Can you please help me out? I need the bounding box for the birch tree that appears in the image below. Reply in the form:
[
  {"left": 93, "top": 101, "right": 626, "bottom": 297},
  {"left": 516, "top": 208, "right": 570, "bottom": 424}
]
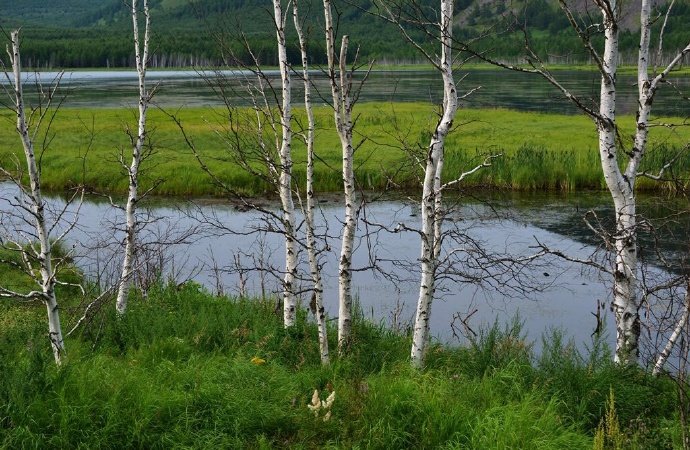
[
  {"left": 272, "top": 0, "right": 298, "bottom": 328},
  {"left": 116, "top": 0, "right": 152, "bottom": 315},
  {"left": 653, "top": 281, "right": 690, "bottom": 376},
  {"left": 408, "top": 0, "right": 458, "bottom": 368},
  {"left": 403, "top": 0, "right": 500, "bottom": 368},
  {"left": 462, "top": 0, "right": 690, "bottom": 364},
  {"left": 168, "top": 3, "right": 301, "bottom": 329},
  {"left": 293, "top": 0, "right": 329, "bottom": 364},
  {"left": 0, "top": 30, "right": 71, "bottom": 365},
  {"left": 323, "top": 0, "right": 359, "bottom": 353},
  {"left": 369, "top": 0, "right": 528, "bottom": 368},
  {"left": 553, "top": 0, "right": 689, "bottom": 364}
]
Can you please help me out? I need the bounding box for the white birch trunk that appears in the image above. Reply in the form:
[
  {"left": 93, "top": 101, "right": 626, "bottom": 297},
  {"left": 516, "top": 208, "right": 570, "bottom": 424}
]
[
  {"left": 293, "top": 1, "right": 329, "bottom": 364},
  {"left": 116, "top": 0, "right": 150, "bottom": 315},
  {"left": 273, "top": 0, "right": 297, "bottom": 328},
  {"left": 411, "top": 0, "right": 458, "bottom": 368},
  {"left": 595, "top": 0, "right": 641, "bottom": 364},
  {"left": 10, "top": 30, "right": 65, "bottom": 365},
  {"left": 593, "top": 0, "right": 690, "bottom": 364},
  {"left": 336, "top": 36, "right": 357, "bottom": 354},
  {"left": 323, "top": 0, "right": 356, "bottom": 353}
]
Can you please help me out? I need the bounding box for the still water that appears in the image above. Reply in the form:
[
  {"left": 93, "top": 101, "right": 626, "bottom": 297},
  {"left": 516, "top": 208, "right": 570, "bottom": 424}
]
[
  {"left": 9, "top": 69, "right": 690, "bottom": 115},
  {"left": 3, "top": 184, "right": 670, "bottom": 353}
]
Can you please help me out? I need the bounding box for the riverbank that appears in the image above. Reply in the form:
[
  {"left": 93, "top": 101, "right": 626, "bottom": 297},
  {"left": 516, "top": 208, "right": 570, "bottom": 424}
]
[
  {"left": 0, "top": 103, "right": 687, "bottom": 197},
  {"left": 0, "top": 279, "right": 681, "bottom": 448}
]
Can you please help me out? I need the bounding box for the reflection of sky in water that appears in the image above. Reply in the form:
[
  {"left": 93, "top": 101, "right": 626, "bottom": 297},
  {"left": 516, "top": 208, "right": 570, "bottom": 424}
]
[{"left": 3, "top": 69, "right": 688, "bottom": 115}]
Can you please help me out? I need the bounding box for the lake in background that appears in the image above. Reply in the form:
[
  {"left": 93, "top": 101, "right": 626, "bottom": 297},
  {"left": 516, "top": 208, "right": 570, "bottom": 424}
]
[{"left": 7, "top": 68, "right": 690, "bottom": 115}]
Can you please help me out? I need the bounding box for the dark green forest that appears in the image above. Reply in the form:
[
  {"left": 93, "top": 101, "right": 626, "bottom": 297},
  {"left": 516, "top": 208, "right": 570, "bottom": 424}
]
[{"left": 0, "top": 0, "right": 689, "bottom": 68}]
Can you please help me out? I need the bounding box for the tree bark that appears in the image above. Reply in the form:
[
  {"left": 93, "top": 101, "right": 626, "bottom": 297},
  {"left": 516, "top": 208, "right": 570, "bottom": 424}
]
[
  {"left": 336, "top": 35, "right": 357, "bottom": 354},
  {"left": 590, "top": 0, "right": 642, "bottom": 365},
  {"left": 10, "top": 30, "right": 65, "bottom": 365},
  {"left": 653, "top": 285, "right": 690, "bottom": 376}
]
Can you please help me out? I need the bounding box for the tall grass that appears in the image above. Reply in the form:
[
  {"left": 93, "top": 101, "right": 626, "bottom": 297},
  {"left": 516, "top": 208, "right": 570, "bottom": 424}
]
[
  {"left": 0, "top": 281, "right": 683, "bottom": 448},
  {"left": 0, "top": 104, "right": 688, "bottom": 197}
]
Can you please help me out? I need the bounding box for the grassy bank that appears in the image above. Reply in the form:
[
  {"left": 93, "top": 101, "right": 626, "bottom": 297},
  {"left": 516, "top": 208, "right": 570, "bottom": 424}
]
[
  {"left": 0, "top": 103, "right": 688, "bottom": 197},
  {"left": 0, "top": 279, "right": 683, "bottom": 448}
]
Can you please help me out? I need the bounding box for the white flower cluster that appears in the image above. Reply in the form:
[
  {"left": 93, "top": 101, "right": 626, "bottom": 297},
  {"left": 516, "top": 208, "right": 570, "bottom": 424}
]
[{"left": 307, "top": 389, "right": 335, "bottom": 422}]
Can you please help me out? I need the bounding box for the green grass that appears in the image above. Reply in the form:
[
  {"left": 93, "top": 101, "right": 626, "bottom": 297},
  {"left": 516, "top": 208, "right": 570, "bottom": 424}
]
[
  {"left": 0, "top": 104, "right": 688, "bottom": 197},
  {"left": 0, "top": 276, "right": 684, "bottom": 448}
]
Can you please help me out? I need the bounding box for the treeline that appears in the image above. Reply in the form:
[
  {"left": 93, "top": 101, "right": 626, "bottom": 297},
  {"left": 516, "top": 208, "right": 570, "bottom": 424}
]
[{"left": 4, "top": 0, "right": 690, "bottom": 68}]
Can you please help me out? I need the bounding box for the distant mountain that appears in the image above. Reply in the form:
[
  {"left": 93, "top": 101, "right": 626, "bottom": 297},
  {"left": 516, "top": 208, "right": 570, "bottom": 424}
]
[{"left": 0, "top": 0, "right": 687, "bottom": 68}]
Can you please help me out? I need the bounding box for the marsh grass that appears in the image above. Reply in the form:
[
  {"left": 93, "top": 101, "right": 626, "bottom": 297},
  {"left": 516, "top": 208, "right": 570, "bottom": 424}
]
[
  {"left": 1, "top": 104, "right": 687, "bottom": 197},
  {"left": 0, "top": 279, "right": 683, "bottom": 448}
]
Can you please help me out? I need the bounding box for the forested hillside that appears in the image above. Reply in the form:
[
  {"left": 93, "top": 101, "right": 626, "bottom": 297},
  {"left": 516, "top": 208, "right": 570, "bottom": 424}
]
[{"left": 0, "top": 0, "right": 688, "bottom": 67}]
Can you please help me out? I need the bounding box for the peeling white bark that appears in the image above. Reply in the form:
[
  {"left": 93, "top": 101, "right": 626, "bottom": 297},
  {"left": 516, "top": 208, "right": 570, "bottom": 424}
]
[
  {"left": 323, "top": 0, "right": 356, "bottom": 353},
  {"left": 293, "top": 1, "right": 329, "bottom": 364},
  {"left": 273, "top": 0, "right": 297, "bottom": 328},
  {"left": 411, "top": 0, "right": 458, "bottom": 369},
  {"left": 9, "top": 30, "right": 65, "bottom": 365},
  {"left": 116, "top": 0, "right": 151, "bottom": 315}
]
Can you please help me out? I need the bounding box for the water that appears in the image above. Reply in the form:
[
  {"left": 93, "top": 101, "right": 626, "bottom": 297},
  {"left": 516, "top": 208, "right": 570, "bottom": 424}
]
[
  {"left": 0, "top": 184, "right": 637, "bottom": 352},
  {"left": 6, "top": 69, "right": 690, "bottom": 115}
]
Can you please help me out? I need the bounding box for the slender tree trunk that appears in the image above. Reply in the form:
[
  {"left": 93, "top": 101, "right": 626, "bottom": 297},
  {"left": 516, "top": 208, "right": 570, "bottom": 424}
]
[
  {"left": 336, "top": 36, "right": 357, "bottom": 353},
  {"left": 592, "top": 0, "right": 642, "bottom": 365},
  {"left": 273, "top": 0, "right": 297, "bottom": 328},
  {"left": 323, "top": 0, "right": 356, "bottom": 353},
  {"left": 293, "top": 0, "right": 329, "bottom": 364},
  {"left": 117, "top": 0, "right": 150, "bottom": 315},
  {"left": 10, "top": 30, "right": 65, "bottom": 365},
  {"left": 411, "top": 0, "right": 458, "bottom": 369}
]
